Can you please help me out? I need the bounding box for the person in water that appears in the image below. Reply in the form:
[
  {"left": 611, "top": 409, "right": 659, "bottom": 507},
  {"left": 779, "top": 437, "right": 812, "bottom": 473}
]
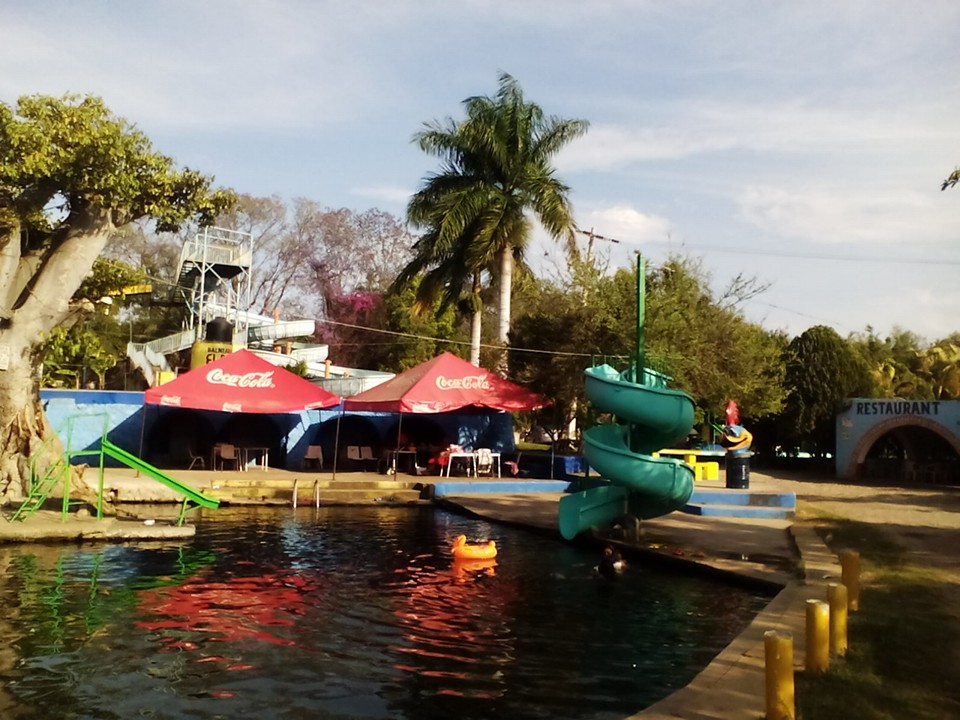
[{"left": 598, "top": 545, "right": 626, "bottom": 579}]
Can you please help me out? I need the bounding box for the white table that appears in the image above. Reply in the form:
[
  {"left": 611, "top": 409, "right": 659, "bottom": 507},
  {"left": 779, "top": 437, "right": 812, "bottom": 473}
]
[
  {"left": 240, "top": 446, "right": 270, "bottom": 471},
  {"left": 443, "top": 451, "right": 477, "bottom": 478}
]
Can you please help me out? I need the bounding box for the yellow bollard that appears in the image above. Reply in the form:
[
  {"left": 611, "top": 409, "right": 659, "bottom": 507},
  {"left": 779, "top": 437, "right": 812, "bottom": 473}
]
[
  {"left": 840, "top": 549, "right": 861, "bottom": 611},
  {"left": 827, "top": 583, "right": 848, "bottom": 656},
  {"left": 764, "top": 630, "right": 795, "bottom": 720},
  {"left": 805, "top": 599, "right": 830, "bottom": 672}
]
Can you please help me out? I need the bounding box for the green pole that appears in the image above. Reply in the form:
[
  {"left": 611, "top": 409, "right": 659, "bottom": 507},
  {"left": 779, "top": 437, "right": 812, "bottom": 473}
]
[{"left": 636, "top": 253, "right": 646, "bottom": 381}]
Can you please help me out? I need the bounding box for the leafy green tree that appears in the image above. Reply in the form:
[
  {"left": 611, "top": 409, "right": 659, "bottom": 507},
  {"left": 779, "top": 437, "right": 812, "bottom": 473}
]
[
  {"left": 39, "top": 257, "right": 147, "bottom": 389},
  {"left": 780, "top": 325, "right": 874, "bottom": 455},
  {"left": 41, "top": 325, "right": 115, "bottom": 388},
  {"left": 510, "top": 252, "right": 787, "bottom": 446},
  {"left": 916, "top": 341, "right": 960, "bottom": 399},
  {"left": 849, "top": 327, "right": 928, "bottom": 398},
  {"left": 401, "top": 72, "right": 588, "bottom": 366},
  {"left": 378, "top": 277, "right": 464, "bottom": 371},
  {"left": 645, "top": 256, "right": 787, "bottom": 422},
  {"left": 0, "top": 93, "right": 232, "bottom": 499}
]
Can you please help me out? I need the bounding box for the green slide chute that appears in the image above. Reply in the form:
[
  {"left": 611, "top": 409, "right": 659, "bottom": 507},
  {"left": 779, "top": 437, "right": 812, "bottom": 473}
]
[
  {"left": 100, "top": 438, "right": 219, "bottom": 523},
  {"left": 559, "top": 364, "right": 696, "bottom": 540}
]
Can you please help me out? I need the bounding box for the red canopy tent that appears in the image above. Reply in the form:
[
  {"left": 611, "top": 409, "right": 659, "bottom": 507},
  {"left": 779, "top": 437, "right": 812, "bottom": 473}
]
[
  {"left": 343, "top": 352, "right": 549, "bottom": 414},
  {"left": 144, "top": 349, "right": 341, "bottom": 413},
  {"left": 341, "top": 353, "right": 549, "bottom": 476}
]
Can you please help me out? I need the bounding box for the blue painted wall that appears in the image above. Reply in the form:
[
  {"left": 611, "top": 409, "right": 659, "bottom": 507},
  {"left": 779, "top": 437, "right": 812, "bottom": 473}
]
[{"left": 40, "top": 389, "right": 516, "bottom": 469}]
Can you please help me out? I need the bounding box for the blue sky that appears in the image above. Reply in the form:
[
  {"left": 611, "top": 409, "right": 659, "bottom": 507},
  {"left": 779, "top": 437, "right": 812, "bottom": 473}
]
[{"left": 3, "top": 1, "right": 959, "bottom": 342}]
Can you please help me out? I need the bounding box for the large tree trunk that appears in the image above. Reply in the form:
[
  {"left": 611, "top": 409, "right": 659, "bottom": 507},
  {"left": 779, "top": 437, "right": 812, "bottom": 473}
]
[
  {"left": 469, "top": 310, "right": 481, "bottom": 366},
  {"left": 496, "top": 243, "right": 514, "bottom": 373},
  {"left": 469, "top": 272, "right": 482, "bottom": 366},
  {"left": 0, "top": 207, "right": 115, "bottom": 502},
  {"left": 0, "top": 343, "right": 59, "bottom": 502}
]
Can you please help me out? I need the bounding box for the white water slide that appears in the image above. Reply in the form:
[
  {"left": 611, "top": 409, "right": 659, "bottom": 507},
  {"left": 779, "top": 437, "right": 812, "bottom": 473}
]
[{"left": 127, "top": 315, "right": 328, "bottom": 386}]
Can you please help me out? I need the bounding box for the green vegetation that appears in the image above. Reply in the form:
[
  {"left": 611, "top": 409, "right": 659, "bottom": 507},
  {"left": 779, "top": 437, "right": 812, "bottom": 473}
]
[
  {"left": 795, "top": 518, "right": 960, "bottom": 719},
  {"left": 4, "top": 84, "right": 958, "bottom": 493},
  {"left": 397, "top": 72, "right": 588, "bottom": 366},
  {"left": 0, "top": 93, "right": 232, "bottom": 496}
]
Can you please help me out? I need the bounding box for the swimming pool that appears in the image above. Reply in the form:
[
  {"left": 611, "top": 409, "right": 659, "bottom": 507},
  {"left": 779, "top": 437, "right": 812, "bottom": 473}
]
[{"left": 0, "top": 506, "right": 769, "bottom": 719}]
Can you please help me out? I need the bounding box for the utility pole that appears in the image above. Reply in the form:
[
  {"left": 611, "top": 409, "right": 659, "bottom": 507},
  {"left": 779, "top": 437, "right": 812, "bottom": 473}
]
[{"left": 575, "top": 226, "right": 620, "bottom": 263}]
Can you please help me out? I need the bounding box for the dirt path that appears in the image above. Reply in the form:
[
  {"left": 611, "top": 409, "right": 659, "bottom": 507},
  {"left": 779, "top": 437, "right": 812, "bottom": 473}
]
[{"left": 771, "top": 473, "right": 960, "bottom": 574}]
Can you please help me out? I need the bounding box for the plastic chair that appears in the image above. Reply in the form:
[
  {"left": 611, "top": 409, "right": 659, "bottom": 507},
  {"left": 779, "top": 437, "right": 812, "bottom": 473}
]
[
  {"left": 187, "top": 447, "right": 205, "bottom": 470},
  {"left": 504, "top": 452, "right": 524, "bottom": 477},
  {"left": 475, "top": 448, "right": 494, "bottom": 477},
  {"left": 302, "top": 445, "right": 324, "bottom": 470},
  {"left": 216, "top": 443, "right": 240, "bottom": 471},
  {"left": 360, "top": 446, "right": 376, "bottom": 471}
]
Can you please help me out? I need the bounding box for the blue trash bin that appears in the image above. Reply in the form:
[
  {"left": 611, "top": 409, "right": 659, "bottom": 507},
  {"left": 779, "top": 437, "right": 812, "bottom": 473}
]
[{"left": 725, "top": 453, "right": 751, "bottom": 489}]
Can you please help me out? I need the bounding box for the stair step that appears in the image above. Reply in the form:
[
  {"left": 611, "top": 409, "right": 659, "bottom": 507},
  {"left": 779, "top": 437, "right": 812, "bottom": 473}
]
[
  {"left": 689, "top": 490, "right": 796, "bottom": 508},
  {"left": 208, "top": 487, "right": 425, "bottom": 505},
  {"left": 210, "top": 478, "right": 417, "bottom": 491},
  {"left": 682, "top": 503, "right": 795, "bottom": 519},
  {"left": 302, "top": 489, "right": 425, "bottom": 505}
]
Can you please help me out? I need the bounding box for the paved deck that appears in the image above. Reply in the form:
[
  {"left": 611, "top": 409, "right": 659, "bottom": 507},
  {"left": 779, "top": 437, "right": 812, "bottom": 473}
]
[{"left": 0, "top": 466, "right": 845, "bottom": 718}]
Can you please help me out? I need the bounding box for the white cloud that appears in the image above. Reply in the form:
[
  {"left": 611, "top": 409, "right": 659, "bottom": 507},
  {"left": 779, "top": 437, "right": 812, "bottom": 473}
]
[
  {"left": 351, "top": 184, "right": 414, "bottom": 209},
  {"left": 575, "top": 205, "right": 673, "bottom": 247},
  {"left": 738, "top": 185, "right": 956, "bottom": 248},
  {"left": 559, "top": 124, "right": 733, "bottom": 170}
]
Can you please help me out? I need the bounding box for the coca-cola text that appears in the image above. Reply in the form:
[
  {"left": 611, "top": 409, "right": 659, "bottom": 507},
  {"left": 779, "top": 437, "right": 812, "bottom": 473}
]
[
  {"left": 206, "top": 368, "right": 276, "bottom": 389},
  {"left": 436, "top": 374, "right": 492, "bottom": 391}
]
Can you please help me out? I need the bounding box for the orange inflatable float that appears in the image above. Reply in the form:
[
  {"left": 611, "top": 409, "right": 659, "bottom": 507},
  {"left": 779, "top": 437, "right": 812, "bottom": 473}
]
[{"left": 451, "top": 534, "right": 497, "bottom": 560}]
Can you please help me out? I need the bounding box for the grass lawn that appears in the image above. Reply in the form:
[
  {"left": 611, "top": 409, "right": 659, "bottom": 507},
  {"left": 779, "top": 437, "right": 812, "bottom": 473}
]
[{"left": 794, "top": 517, "right": 960, "bottom": 719}]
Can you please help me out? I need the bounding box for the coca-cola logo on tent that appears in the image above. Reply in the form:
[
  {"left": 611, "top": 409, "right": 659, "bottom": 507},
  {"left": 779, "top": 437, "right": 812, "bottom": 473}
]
[
  {"left": 435, "top": 374, "right": 492, "bottom": 391},
  {"left": 206, "top": 368, "right": 276, "bottom": 389}
]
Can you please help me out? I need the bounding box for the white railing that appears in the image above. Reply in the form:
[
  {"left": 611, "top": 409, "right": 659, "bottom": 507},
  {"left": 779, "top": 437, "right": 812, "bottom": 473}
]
[{"left": 144, "top": 328, "right": 198, "bottom": 356}]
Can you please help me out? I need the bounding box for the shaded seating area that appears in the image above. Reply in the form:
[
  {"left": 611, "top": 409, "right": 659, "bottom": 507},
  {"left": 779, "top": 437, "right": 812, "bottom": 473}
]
[
  {"left": 143, "top": 349, "right": 341, "bottom": 472},
  {"left": 342, "top": 351, "right": 548, "bottom": 478}
]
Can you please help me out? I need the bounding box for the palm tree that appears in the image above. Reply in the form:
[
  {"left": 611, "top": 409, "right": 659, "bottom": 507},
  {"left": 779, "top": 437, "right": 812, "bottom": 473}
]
[{"left": 400, "top": 72, "right": 588, "bottom": 367}]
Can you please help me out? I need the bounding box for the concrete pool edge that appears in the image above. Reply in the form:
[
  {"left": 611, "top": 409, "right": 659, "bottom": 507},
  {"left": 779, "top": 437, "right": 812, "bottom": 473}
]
[
  {"left": 435, "top": 490, "right": 835, "bottom": 720},
  {"left": 632, "top": 524, "right": 838, "bottom": 719}
]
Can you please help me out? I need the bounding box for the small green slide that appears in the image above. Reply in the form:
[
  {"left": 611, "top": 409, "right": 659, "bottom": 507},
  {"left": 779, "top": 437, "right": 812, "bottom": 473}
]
[
  {"left": 100, "top": 439, "right": 220, "bottom": 521},
  {"left": 559, "top": 364, "right": 696, "bottom": 540}
]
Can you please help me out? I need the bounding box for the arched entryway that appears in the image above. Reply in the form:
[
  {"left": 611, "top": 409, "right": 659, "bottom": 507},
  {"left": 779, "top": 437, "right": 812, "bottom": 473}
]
[{"left": 847, "top": 416, "right": 960, "bottom": 484}]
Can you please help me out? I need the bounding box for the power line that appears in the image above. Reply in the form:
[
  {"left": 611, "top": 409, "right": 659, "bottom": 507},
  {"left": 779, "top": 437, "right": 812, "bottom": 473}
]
[
  {"left": 658, "top": 241, "right": 960, "bottom": 266},
  {"left": 318, "top": 319, "right": 602, "bottom": 358}
]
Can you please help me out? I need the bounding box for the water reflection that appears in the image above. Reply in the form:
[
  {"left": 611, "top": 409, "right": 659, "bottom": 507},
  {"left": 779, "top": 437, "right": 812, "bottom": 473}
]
[{"left": 0, "top": 507, "right": 770, "bottom": 720}]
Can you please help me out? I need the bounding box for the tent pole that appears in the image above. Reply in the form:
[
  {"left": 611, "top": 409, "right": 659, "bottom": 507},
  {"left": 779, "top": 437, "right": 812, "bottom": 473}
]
[
  {"left": 394, "top": 413, "right": 405, "bottom": 474},
  {"left": 550, "top": 404, "right": 557, "bottom": 480},
  {"left": 136, "top": 402, "right": 148, "bottom": 478},
  {"left": 332, "top": 403, "right": 344, "bottom": 482}
]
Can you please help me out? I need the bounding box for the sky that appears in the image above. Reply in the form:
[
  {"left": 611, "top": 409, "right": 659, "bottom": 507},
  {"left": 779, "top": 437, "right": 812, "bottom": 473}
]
[{"left": 3, "top": 1, "right": 959, "bottom": 342}]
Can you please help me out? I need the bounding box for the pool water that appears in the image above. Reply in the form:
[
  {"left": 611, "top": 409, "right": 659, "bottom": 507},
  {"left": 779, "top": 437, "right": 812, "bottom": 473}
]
[{"left": 0, "top": 506, "right": 769, "bottom": 719}]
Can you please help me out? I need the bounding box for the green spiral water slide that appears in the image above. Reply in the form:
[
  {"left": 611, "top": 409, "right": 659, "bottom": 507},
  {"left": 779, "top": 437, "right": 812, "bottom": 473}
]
[{"left": 558, "top": 254, "right": 696, "bottom": 540}]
